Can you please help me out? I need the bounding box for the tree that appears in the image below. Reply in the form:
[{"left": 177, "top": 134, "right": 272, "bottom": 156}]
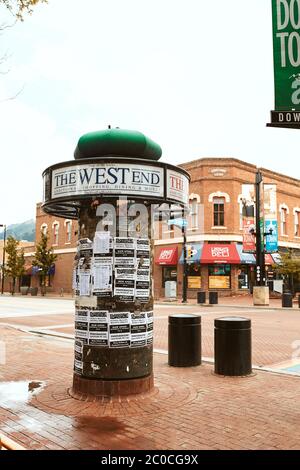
[
  {"left": 273, "top": 251, "right": 300, "bottom": 295},
  {"left": 32, "top": 232, "right": 57, "bottom": 295},
  {"left": 4, "top": 235, "right": 25, "bottom": 295},
  {"left": 1, "top": 0, "right": 47, "bottom": 20}
]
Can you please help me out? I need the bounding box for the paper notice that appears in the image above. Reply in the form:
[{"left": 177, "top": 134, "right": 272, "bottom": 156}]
[
  {"left": 115, "top": 268, "right": 136, "bottom": 280},
  {"left": 89, "top": 310, "right": 109, "bottom": 323},
  {"left": 75, "top": 309, "right": 89, "bottom": 322},
  {"left": 92, "top": 264, "right": 112, "bottom": 291},
  {"left": 79, "top": 271, "right": 91, "bottom": 296},
  {"left": 114, "top": 237, "right": 135, "bottom": 268},
  {"left": 130, "top": 332, "right": 147, "bottom": 348},
  {"left": 89, "top": 331, "right": 109, "bottom": 346},
  {"left": 109, "top": 312, "right": 130, "bottom": 325},
  {"left": 136, "top": 238, "right": 150, "bottom": 267},
  {"left": 109, "top": 333, "right": 131, "bottom": 348},
  {"left": 93, "top": 231, "right": 110, "bottom": 254}
]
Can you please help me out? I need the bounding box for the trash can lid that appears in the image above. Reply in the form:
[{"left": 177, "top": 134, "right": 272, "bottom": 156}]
[
  {"left": 214, "top": 317, "right": 251, "bottom": 329},
  {"left": 169, "top": 314, "right": 201, "bottom": 325}
]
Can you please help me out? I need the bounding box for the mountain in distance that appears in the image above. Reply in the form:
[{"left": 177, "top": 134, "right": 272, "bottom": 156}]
[{"left": 0, "top": 219, "right": 35, "bottom": 242}]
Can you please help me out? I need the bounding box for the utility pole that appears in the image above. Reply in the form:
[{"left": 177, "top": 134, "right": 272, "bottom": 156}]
[{"left": 255, "top": 171, "right": 266, "bottom": 286}]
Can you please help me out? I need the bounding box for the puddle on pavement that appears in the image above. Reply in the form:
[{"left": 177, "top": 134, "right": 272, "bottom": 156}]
[
  {"left": 73, "top": 416, "right": 127, "bottom": 434},
  {"left": 0, "top": 380, "right": 45, "bottom": 410}
]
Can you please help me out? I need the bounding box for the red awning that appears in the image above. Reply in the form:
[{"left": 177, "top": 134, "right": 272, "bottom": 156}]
[
  {"left": 155, "top": 247, "right": 178, "bottom": 265},
  {"left": 265, "top": 254, "right": 274, "bottom": 265},
  {"left": 201, "top": 243, "right": 240, "bottom": 264}
]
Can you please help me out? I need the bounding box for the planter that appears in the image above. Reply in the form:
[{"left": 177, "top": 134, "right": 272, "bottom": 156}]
[
  {"left": 20, "top": 286, "right": 29, "bottom": 296},
  {"left": 30, "top": 287, "right": 38, "bottom": 296}
]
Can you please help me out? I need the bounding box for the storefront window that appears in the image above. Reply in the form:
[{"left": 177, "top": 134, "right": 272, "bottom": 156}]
[
  {"left": 162, "top": 266, "right": 177, "bottom": 287},
  {"left": 187, "top": 263, "right": 201, "bottom": 289},
  {"left": 208, "top": 264, "right": 231, "bottom": 289}
]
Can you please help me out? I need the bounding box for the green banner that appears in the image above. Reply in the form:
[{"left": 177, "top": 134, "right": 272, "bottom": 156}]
[{"left": 272, "top": 0, "right": 300, "bottom": 110}]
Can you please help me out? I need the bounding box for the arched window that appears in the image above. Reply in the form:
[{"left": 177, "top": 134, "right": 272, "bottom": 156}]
[
  {"left": 64, "top": 219, "right": 72, "bottom": 243},
  {"left": 189, "top": 193, "right": 200, "bottom": 230},
  {"left": 293, "top": 208, "right": 300, "bottom": 237},
  {"left": 52, "top": 221, "right": 59, "bottom": 245},
  {"left": 40, "top": 223, "right": 48, "bottom": 236},
  {"left": 279, "top": 204, "right": 289, "bottom": 236}
]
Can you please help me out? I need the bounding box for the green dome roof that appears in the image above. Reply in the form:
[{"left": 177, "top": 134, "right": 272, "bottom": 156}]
[{"left": 74, "top": 128, "right": 162, "bottom": 161}]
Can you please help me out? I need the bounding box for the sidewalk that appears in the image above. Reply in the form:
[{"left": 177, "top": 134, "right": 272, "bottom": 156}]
[{"left": 1, "top": 324, "right": 300, "bottom": 450}]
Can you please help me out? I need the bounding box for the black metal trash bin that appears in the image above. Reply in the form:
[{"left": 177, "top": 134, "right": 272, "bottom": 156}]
[
  {"left": 214, "top": 317, "right": 252, "bottom": 376},
  {"left": 282, "top": 292, "right": 293, "bottom": 308},
  {"left": 168, "top": 314, "right": 201, "bottom": 367},
  {"left": 209, "top": 291, "right": 218, "bottom": 305},
  {"left": 197, "top": 291, "right": 206, "bottom": 304}
]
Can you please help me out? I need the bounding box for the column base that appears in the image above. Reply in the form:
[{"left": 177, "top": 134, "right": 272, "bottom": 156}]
[
  {"left": 70, "top": 373, "right": 154, "bottom": 400},
  {"left": 253, "top": 286, "right": 269, "bottom": 306}
]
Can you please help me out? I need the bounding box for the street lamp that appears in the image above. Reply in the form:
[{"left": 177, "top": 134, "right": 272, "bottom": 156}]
[{"left": 0, "top": 224, "right": 6, "bottom": 295}]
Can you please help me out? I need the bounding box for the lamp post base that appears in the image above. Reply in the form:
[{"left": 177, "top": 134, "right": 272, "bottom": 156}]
[{"left": 70, "top": 373, "right": 154, "bottom": 401}]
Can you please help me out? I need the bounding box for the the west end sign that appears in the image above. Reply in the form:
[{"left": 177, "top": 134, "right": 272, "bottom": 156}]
[
  {"left": 268, "top": 0, "right": 300, "bottom": 128},
  {"left": 42, "top": 159, "right": 190, "bottom": 218}
]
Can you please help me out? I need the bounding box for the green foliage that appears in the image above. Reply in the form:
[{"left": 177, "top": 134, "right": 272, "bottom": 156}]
[
  {"left": 32, "top": 232, "right": 57, "bottom": 287},
  {"left": 273, "top": 253, "right": 300, "bottom": 279},
  {"left": 1, "top": 0, "right": 47, "bottom": 20},
  {"left": 4, "top": 236, "right": 26, "bottom": 294}
]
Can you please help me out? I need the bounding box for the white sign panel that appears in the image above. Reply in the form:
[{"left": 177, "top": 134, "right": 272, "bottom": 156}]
[
  {"left": 166, "top": 169, "right": 189, "bottom": 205},
  {"left": 51, "top": 163, "right": 164, "bottom": 199}
]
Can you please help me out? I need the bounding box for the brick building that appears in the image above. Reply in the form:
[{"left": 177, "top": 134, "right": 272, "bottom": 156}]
[
  {"left": 153, "top": 158, "right": 300, "bottom": 299},
  {"left": 11, "top": 158, "right": 300, "bottom": 298}
]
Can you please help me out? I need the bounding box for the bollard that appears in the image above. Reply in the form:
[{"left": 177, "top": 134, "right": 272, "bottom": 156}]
[
  {"left": 282, "top": 292, "right": 293, "bottom": 308},
  {"left": 197, "top": 291, "right": 206, "bottom": 304},
  {"left": 214, "top": 317, "right": 252, "bottom": 376},
  {"left": 168, "top": 314, "right": 201, "bottom": 367},
  {"left": 209, "top": 291, "right": 218, "bottom": 305}
]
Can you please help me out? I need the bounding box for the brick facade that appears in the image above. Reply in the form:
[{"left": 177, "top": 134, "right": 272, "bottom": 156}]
[{"left": 5, "top": 158, "right": 299, "bottom": 297}]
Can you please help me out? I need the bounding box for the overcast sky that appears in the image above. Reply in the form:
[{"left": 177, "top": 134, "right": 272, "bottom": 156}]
[{"left": 0, "top": 0, "right": 299, "bottom": 227}]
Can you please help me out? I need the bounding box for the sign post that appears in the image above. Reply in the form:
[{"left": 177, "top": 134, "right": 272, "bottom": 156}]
[{"left": 267, "top": 0, "right": 300, "bottom": 128}]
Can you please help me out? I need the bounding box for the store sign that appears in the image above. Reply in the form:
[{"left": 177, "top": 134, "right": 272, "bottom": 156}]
[
  {"left": 51, "top": 163, "right": 164, "bottom": 199},
  {"left": 209, "top": 276, "right": 230, "bottom": 289},
  {"left": 188, "top": 276, "right": 201, "bottom": 289},
  {"left": 166, "top": 169, "right": 189, "bottom": 205},
  {"left": 268, "top": 0, "right": 300, "bottom": 127}
]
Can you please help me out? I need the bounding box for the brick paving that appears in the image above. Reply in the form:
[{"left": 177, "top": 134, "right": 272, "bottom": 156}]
[{"left": 1, "top": 324, "right": 300, "bottom": 450}]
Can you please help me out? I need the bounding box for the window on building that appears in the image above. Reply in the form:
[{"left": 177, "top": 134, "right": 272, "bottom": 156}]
[
  {"left": 53, "top": 223, "right": 59, "bottom": 245},
  {"left": 66, "top": 221, "right": 72, "bottom": 243},
  {"left": 213, "top": 197, "right": 225, "bottom": 227},
  {"left": 187, "top": 263, "right": 201, "bottom": 289},
  {"left": 189, "top": 197, "right": 199, "bottom": 230},
  {"left": 281, "top": 208, "right": 288, "bottom": 235},
  {"left": 41, "top": 224, "right": 47, "bottom": 236},
  {"left": 295, "top": 212, "right": 300, "bottom": 237}
]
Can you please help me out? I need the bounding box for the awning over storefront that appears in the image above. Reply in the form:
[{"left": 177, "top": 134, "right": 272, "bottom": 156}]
[
  {"left": 155, "top": 247, "right": 178, "bottom": 265},
  {"left": 179, "top": 243, "right": 203, "bottom": 264},
  {"left": 236, "top": 244, "right": 256, "bottom": 264},
  {"left": 201, "top": 243, "right": 240, "bottom": 264}
]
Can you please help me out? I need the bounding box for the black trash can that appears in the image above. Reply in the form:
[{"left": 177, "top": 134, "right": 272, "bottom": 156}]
[
  {"left": 168, "top": 314, "right": 201, "bottom": 367},
  {"left": 298, "top": 294, "right": 300, "bottom": 309},
  {"left": 197, "top": 291, "right": 206, "bottom": 304},
  {"left": 214, "top": 317, "right": 252, "bottom": 376},
  {"left": 282, "top": 292, "right": 293, "bottom": 308},
  {"left": 209, "top": 291, "right": 218, "bottom": 305}
]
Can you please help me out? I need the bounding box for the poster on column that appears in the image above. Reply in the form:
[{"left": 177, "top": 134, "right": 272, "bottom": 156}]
[
  {"left": 136, "top": 238, "right": 150, "bottom": 267},
  {"left": 92, "top": 263, "right": 112, "bottom": 298},
  {"left": 109, "top": 312, "right": 130, "bottom": 348},
  {"left": 114, "top": 237, "right": 136, "bottom": 267},
  {"left": 78, "top": 270, "right": 91, "bottom": 296},
  {"left": 264, "top": 184, "right": 278, "bottom": 253},
  {"left": 130, "top": 312, "right": 147, "bottom": 347},
  {"left": 75, "top": 320, "right": 89, "bottom": 344},
  {"left": 88, "top": 310, "right": 109, "bottom": 346},
  {"left": 114, "top": 267, "right": 135, "bottom": 302}
]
